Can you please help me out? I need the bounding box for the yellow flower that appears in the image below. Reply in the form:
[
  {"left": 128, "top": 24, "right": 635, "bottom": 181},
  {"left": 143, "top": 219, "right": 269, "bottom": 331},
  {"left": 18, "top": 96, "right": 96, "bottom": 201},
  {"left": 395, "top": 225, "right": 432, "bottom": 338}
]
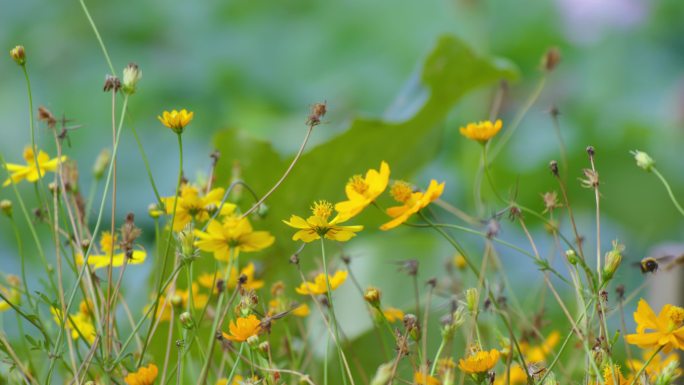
[
  {"left": 380, "top": 180, "right": 445, "bottom": 230},
  {"left": 0, "top": 276, "right": 21, "bottom": 312},
  {"left": 458, "top": 349, "right": 500, "bottom": 374},
  {"left": 414, "top": 372, "right": 441, "bottom": 385},
  {"left": 3, "top": 147, "right": 67, "bottom": 187},
  {"left": 268, "top": 298, "right": 310, "bottom": 318},
  {"left": 598, "top": 364, "right": 630, "bottom": 385},
  {"left": 158, "top": 109, "right": 193, "bottom": 134},
  {"left": 382, "top": 307, "right": 404, "bottom": 323},
  {"left": 50, "top": 306, "right": 96, "bottom": 344},
  {"left": 161, "top": 185, "right": 236, "bottom": 232},
  {"left": 217, "top": 375, "right": 258, "bottom": 385},
  {"left": 493, "top": 365, "right": 527, "bottom": 385},
  {"left": 459, "top": 119, "right": 502, "bottom": 143},
  {"left": 519, "top": 330, "right": 560, "bottom": 363},
  {"left": 284, "top": 200, "right": 363, "bottom": 243},
  {"left": 295, "top": 270, "right": 348, "bottom": 295},
  {"left": 625, "top": 298, "right": 684, "bottom": 353},
  {"left": 155, "top": 283, "right": 208, "bottom": 321},
  {"left": 223, "top": 314, "right": 261, "bottom": 342},
  {"left": 292, "top": 303, "right": 310, "bottom": 317},
  {"left": 194, "top": 216, "right": 274, "bottom": 261},
  {"left": 335, "top": 161, "right": 390, "bottom": 220},
  {"left": 627, "top": 350, "right": 682, "bottom": 383},
  {"left": 453, "top": 254, "right": 467, "bottom": 270},
  {"left": 198, "top": 262, "right": 264, "bottom": 292},
  {"left": 125, "top": 363, "right": 158, "bottom": 385},
  {"left": 76, "top": 232, "right": 147, "bottom": 270}
]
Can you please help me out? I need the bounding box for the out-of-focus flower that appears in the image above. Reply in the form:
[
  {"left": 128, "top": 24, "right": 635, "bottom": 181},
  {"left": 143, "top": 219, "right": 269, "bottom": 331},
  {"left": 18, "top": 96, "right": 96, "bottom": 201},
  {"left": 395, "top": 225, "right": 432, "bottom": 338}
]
[
  {"left": 627, "top": 350, "right": 682, "bottom": 383},
  {"left": 124, "top": 363, "right": 158, "bottom": 385},
  {"left": 520, "top": 331, "right": 561, "bottom": 363},
  {"left": 382, "top": 307, "right": 404, "bottom": 323},
  {"left": 295, "top": 270, "right": 347, "bottom": 295},
  {"left": 76, "top": 232, "right": 146, "bottom": 270},
  {"left": 162, "top": 185, "right": 236, "bottom": 232},
  {"left": 198, "top": 262, "right": 264, "bottom": 292},
  {"left": 458, "top": 349, "right": 500, "bottom": 374},
  {"left": 3, "top": 147, "right": 67, "bottom": 187},
  {"left": 50, "top": 306, "right": 96, "bottom": 344},
  {"left": 0, "top": 276, "right": 21, "bottom": 312},
  {"left": 414, "top": 372, "right": 441, "bottom": 385}
]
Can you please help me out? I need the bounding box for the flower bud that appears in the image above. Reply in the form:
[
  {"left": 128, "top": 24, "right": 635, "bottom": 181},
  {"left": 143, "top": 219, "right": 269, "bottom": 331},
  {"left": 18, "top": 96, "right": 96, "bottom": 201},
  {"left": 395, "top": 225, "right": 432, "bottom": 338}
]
[
  {"left": 0, "top": 200, "right": 13, "bottom": 217},
  {"left": 258, "top": 341, "right": 270, "bottom": 354},
  {"left": 465, "top": 288, "right": 479, "bottom": 314},
  {"left": 10, "top": 45, "right": 25, "bottom": 66},
  {"left": 370, "top": 362, "right": 393, "bottom": 385},
  {"left": 565, "top": 249, "right": 578, "bottom": 265},
  {"left": 171, "top": 294, "right": 183, "bottom": 307},
  {"left": 602, "top": 241, "right": 624, "bottom": 281},
  {"left": 179, "top": 311, "right": 194, "bottom": 329},
  {"left": 176, "top": 228, "right": 198, "bottom": 263},
  {"left": 364, "top": 286, "right": 382, "bottom": 308},
  {"left": 632, "top": 150, "right": 655, "bottom": 172},
  {"left": 93, "top": 148, "right": 111, "bottom": 180},
  {"left": 122, "top": 63, "right": 142, "bottom": 95},
  {"left": 148, "top": 203, "right": 164, "bottom": 219},
  {"left": 654, "top": 359, "right": 680, "bottom": 385},
  {"left": 247, "top": 335, "right": 260, "bottom": 347}
]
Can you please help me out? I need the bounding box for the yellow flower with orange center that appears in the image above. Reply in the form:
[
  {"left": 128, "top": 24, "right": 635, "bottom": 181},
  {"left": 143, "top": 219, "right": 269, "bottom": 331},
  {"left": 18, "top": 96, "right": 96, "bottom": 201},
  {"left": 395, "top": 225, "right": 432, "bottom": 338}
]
[
  {"left": 459, "top": 119, "right": 502, "bottom": 143},
  {"left": 458, "top": 349, "right": 500, "bottom": 374},
  {"left": 625, "top": 299, "right": 684, "bottom": 353},
  {"left": 198, "top": 262, "right": 264, "bottom": 292},
  {"left": 161, "top": 185, "right": 236, "bottom": 232},
  {"left": 380, "top": 180, "right": 445, "bottom": 230},
  {"left": 223, "top": 314, "right": 261, "bottom": 342},
  {"left": 3, "top": 147, "right": 67, "bottom": 187},
  {"left": 284, "top": 200, "right": 363, "bottom": 243},
  {"left": 158, "top": 109, "right": 193, "bottom": 134},
  {"left": 194, "top": 215, "right": 274, "bottom": 261},
  {"left": 335, "top": 161, "right": 390, "bottom": 220},
  {"left": 124, "top": 363, "right": 158, "bottom": 385},
  {"left": 295, "top": 270, "right": 347, "bottom": 295}
]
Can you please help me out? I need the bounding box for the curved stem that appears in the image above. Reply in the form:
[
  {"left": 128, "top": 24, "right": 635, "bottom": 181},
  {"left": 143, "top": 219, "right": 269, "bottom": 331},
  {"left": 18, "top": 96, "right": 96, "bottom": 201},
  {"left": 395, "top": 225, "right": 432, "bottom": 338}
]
[{"left": 652, "top": 168, "right": 684, "bottom": 217}]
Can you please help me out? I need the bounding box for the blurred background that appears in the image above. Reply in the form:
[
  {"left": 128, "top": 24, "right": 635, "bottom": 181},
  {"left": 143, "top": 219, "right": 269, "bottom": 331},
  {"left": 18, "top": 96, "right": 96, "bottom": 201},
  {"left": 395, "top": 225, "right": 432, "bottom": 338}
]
[{"left": 1, "top": 0, "right": 684, "bottom": 378}]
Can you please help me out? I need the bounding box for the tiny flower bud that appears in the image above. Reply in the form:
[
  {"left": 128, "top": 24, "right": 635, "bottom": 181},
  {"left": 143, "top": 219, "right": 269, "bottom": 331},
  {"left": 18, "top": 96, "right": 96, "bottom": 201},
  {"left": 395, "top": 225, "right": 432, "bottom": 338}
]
[
  {"left": 541, "top": 47, "right": 561, "bottom": 72},
  {"left": 247, "top": 335, "right": 260, "bottom": 347},
  {"left": 631, "top": 150, "right": 655, "bottom": 172},
  {"left": 258, "top": 341, "right": 270, "bottom": 354},
  {"left": 10, "top": 45, "right": 25, "bottom": 66},
  {"left": 171, "top": 294, "right": 183, "bottom": 307},
  {"left": 602, "top": 241, "right": 624, "bottom": 282},
  {"left": 148, "top": 203, "right": 163, "bottom": 219},
  {"left": 565, "top": 249, "right": 578, "bottom": 265},
  {"left": 370, "top": 362, "right": 394, "bottom": 385},
  {"left": 122, "top": 63, "right": 142, "bottom": 95},
  {"left": 364, "top": 287, "right": 382, "bottom": 308},
  {"left": 176, "top": 227, "right": 198, "bottom": 263},
  {"left": 0, "top": 200, "right": 13, "bottom": 217},
  {"left": 93, "top": 148, "right": 111, "bottom": 180},
  {"left": 179, "top": 312, "right": 194, "bottom": 329},
  {"left": 453, "top": 254, "right": 467, "bottom": 270},
  {"left": 253, "top": 203, "right": 269, "bottom": 219},
  {"left": 465, "top": 288, "right": 479, "bottom": 313}
]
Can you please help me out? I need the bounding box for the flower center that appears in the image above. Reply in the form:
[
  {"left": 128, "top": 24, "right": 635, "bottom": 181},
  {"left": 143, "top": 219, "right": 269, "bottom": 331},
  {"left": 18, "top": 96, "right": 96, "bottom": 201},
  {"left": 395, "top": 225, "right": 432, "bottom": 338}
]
[
  {"left": 390, "top": 181, "right": 413, "bottom": 203},
  {"left": 348, "top": 175, "right": 369, "bottom": 194},
  {"left": 668, "top": 306, "right": 684, "bottom": 330},
  {"left": 311, "top": 200, "right": 333, "bottom": 221},
  {"left": 100, "top": 232, "right": 118, "bottom": 254}
]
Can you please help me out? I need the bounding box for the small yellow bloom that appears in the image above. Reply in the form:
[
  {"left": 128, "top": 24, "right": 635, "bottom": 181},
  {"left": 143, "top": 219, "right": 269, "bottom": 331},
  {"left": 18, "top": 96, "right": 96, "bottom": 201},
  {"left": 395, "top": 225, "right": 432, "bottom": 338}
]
[
  {"left": 194, "top": 216, "right": 274, "bottom": 261},
  {"left": 284, "top": 200, "right": 363, "bottom": 243},
  {"left": 493, "top": 365, "right": 527, "bottom": 385},
  {"left": 627, "top": 349, "right": 682, "bottom": 383},
  {"left": 223, "top": 314, "right": 261, "bottom": 342},
  {"left": 50, "top": 306, "right": 96, "bottom": 344},
  {"left": 414, "top": 371, "right": 441, "bottom": 385},
  {"left": 519, "top": 330, "right": 560, "bottom": 363},
  {"left": 268, "top": 298, "right": 310, "bottom": 318},
  {"left": 3, "top": 147, "right": 67, "bottom": 187},
  {"left": 335, "top": 161, "right": 390, "bottom": 220},
  {"left": 199, "top": 262, "right": 264, "bottom": 292},
  {"left": 380, "top": 180, "right": 445, "bottom": 230},
  {"left": 158, "top": 109, "right": 193, "bottom": 134},
  {"left": 459, "top": 119, "right": 502, "bottom": 143},
  {"left": 453, "top": 254, "right": 467, "bottom": 270},
  {"left": 598, "top": 364, "right": 630, "bottom": 385},
  {"left": 124, "top": 363, "right": 158, "bottom": 385},
  {"left": 161, "top": 185, "right": 236, "bottom": 232},
  {"left": 625, "top": 298, "right": 684, "bottom": 353},
  {"left": 292, "top": 303, "right": 310, "bottom": 317},
  {"left": 76, "top": 232, "right": 147, "bottom": 270},
  {"left": 458, "top": 349, "right": 500, "bottom": 374},
  {"left": 295, "top": 270, "right": 347, "bottom": 295},
  {"left": 382, "top": 307, "right": 404, "bottom": 323}
]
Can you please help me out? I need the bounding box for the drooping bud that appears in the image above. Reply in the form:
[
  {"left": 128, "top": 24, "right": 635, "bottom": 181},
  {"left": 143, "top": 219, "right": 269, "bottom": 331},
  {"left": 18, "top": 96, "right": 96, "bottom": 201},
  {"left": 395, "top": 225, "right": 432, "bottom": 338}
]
[
  {"left": 122, "top": 63, "right": 142, "bottom": 95},
  {"left": 631, "top": 150, "right": 655, "bottom": 172}
]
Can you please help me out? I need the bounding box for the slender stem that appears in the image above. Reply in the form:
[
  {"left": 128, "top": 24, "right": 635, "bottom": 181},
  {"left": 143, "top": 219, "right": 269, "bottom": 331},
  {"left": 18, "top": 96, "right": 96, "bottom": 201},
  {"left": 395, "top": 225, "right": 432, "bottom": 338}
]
[
  {"left": 105, "top": 88, "right": 118, "bottom": 363},
  {"left": 78, "top": 0, "right": 116, "bottom": 75},
  {"left": 627, "top": 346, "right": 663, "bottom": 385},
  {"left": 131, "top": 125, "right": 164, "bottom": 205},
  {"left": 652, "top": 168, "right": 684, "bottom": 217}
]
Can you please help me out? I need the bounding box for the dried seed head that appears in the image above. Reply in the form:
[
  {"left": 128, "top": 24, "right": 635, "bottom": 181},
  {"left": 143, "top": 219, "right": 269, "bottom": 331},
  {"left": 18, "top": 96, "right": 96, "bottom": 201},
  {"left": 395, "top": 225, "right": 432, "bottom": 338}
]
[
  {"left": 541, "top": 47, "right": 561, "bottom": 72},
  {"left": 38, "top": 106, "right": 57, "bottom": 129},
  {"left": 486, "top": 219, "right": 500, "bottom": 239},
  {"left": 549, "top": 160, "right": 559, "bottom": 176},
  {"left": 580, "top": 168, "right": 599, "bottom": 189},
  {"left": 586, "top": 146, "right": 595, "bottom": 157},
  {"left": 103, "top": 75, "right": 121, "bottom": 92},
  {"left": 541, "top": 191, "right": 562, "bottom": 214},
  {"left": 306, "top": 102, "right": 327, "bottom": 127}
]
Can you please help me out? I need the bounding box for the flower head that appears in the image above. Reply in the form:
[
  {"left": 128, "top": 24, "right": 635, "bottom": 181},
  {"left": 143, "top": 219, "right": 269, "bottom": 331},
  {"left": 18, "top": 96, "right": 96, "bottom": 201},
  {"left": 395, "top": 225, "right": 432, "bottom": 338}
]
[
  {"left": 10, "top": 45, "right": 25, "bottom": 66},
  {"left": 295, "top": 270, "right": 347, "bottom": 295},
  {"left": 382, "top": 307, "right": 404, "bottom": 323},
  {"left": 627, "top": 350, "right": 682, "bottom": 383},
  {"left": 493, "top": 365, "right": 527, "bottom": 385},
  {"left": 3, "top": 147, "right": 67, "bottom": 187},
  {"left": 284, "top": 200, "right": 363, "bottom": 243},
  {"left": 414, "top": 372, "right": 441, "bottom": 385},
  {"left": 625, "top": 299, "right": 684, "bottom": 353},
  {"left": 459, "top": 119, "right": 502, "bottom": 143},
  {"left": 198, "top": 262, "right": 264, "bottom": 292},
  {"left": 223, "top": 314, "right": 261, "bottom": 342},
  {"left": 335, "top": 161, "right": 390, "bottom": 220},
  {"left": 632, "top": 150, "right": 655, "bottom": 172},
  {"left": 458, "top": 348, "right": 500, "bottom": 374},
  {"left": 122, "top": 63, "right": 142, "bottom": 95},
  {"left": 194, "top": 216, "right": 274, "bottom": 261},
  {"left": 380, "top": 180, "right": 445, "bottom": 230},
  {"left": 76, "top": 232, "right": 147, "bottom": 270},
  {"left": 50, "top": 306, "right": 96, "bottom": 344},
  {"left": 125, "top": 363, "right": 158, "bottom": 385},
  {"left": 158, "top": 109, "right": 193, "bottom": 134},
  {"left": 162, "top": 185, "right": 236, "bottom": 232}
]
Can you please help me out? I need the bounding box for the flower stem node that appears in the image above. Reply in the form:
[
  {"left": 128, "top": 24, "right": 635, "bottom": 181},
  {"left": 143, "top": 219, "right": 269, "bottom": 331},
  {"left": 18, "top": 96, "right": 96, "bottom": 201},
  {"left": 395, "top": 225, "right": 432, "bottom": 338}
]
[
  {"left": 122, "top": 63, "right": 142, "bottom": 95},
  {"left": 632, "top": 150, "right": 655, "bottom": 172},
  {"left": 10, "top": 45, "right": 25, "bottom": 66}
]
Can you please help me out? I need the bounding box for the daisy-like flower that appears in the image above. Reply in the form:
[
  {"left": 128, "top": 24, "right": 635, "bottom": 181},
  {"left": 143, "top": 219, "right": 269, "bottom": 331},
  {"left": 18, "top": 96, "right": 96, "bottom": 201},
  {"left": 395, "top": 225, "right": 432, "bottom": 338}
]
[
  {"left": 283, "top": 200, "right": 363, "bottom": 243},
  {"left": 198, "top": 262, "right": 264, "bottom": 292},
  {"left": 459, "top": 119, "right": 502, "bottom": 143},
  {"left": 194, "top": 215, "right": 274, "bottom": 261},
  {"left": 295, "top": 270, "right": 348, "bottom": 295},
  {"left": 223, "top": 314, "right": 261, "bottom": 342},
  {"left": 335, "top": 161, "right": 390, "bottom": 220},
  {"left": 50, "top": 306, "right": 96, "bottom": 344},
  {"left": 519, "top": 330, "right": 560, "bottom": 363},
  {"left": 161, "top": 185, "right": 236, "bottom": 232},
  {"left": 627, "top": 350, "right": 682, "bottom": 383},
  {"left": 380, "top": 180, "right": 445, "bottom": 230},
  {"left": 124, "top": 363, "right": 158, "bottom": 385},
  {"left": 414, "top": 372, "right": 441, "bottom": 385},
  {"left": 3, "top": 147, "right": 67, "bottom": 187},
  {"left": 158, "top": 109, "right": 193, "bottom": 134},
  {"left": 493, "top": 365, "right": 527, "bottom": 385},
  {"left": 76, "top": 232, "right": 147, "bottom": 270},
  {"left": 458, "top": 348, "right": 500, "bottom": 374},
  {"left": 625, "top": 298, "right": 684, "bottom": 353},
  {"left": 382, "top": 307, "right": 404, "bottom": 323}
]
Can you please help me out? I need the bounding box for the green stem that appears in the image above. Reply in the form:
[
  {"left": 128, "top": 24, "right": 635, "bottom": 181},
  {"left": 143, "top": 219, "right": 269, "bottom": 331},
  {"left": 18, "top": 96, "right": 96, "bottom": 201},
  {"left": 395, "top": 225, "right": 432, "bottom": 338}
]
[
  {"left": 131, "top": 125, "right": 163, "bottom": 206},
  {"left": 78, "top": 0, "right": 116, "bottom": 75},
  {"left": 627, "top": 346, "right": 663, "bottom": 385},
  {"left": 429, "top": 339, "right": 446, "bottom": 376},
  {"left": 652, "top": 168, "right": 684, "bottom": 217}
]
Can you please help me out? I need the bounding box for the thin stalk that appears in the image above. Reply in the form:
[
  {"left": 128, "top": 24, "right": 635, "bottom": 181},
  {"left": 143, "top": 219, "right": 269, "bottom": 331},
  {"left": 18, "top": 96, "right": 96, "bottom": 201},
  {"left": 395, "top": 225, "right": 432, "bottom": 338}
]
[
  {"left": 627, "top": 346, "right": 663, "bottom": 385},
  {"left": 652, "top": 168, "right": 684, "bottom": 217}
]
